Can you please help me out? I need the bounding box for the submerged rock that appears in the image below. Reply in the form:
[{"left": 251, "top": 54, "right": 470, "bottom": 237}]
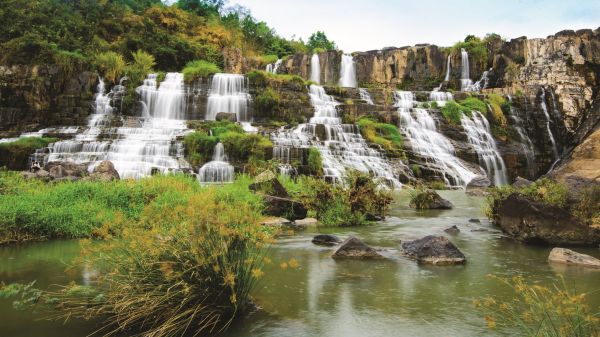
[
  {"left": 409, "top": 189, "right": 453, "bottom": 209},
  {"left": 401, "top": 235, "right": 466, "bottom": 265},
  {"left": 312, "top": 234, "right": 342, "bottom": 246},
  {"left": 444, "top": 225, "right": 460, "bottom": 234},
  {"left": 548, "top": 248, "right": 600, "bottom": 268},
  {"left": 496, "top": 193, "right": 600, "bottom": 245},
  {"left": 332, "top": 236, "right": 383, "bottom": 259}
]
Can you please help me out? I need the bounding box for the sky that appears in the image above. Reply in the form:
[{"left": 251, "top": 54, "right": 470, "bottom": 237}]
[{"left": 231, "top": 0, "right": 600, "bottom": 52}]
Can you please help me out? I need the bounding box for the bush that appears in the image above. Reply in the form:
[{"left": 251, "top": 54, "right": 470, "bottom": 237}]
[
  {"left": 460, "top": 97, "right": 488, "bottom": 114},
  {"left": 440, "top": 101, "right": 470, "bottom": 125},
  {"left": 183, "top": 132, "right": 218, "bottom": 167},
  {"left": 182, "top": 60, "right": 222, "bottom": 82},
  {"left": 486, "top": 94, "right": 508, "bottom": 127},
  {"left": 93, "top": 51, "right": 126, "bottom": 83},
  {"left": 255, "top": 87, "right": 280, "bottom": 113},
  {"left": 408, "top": 187, "right": 437, "bottom": 209},
  {"left": 0, "top": 137, "right": 58, "bottom": 170},
  {"left": 357, "top": 118, "right": 403, "bottom": 157},
  {"left": 307, "top": 147, "right": 323, "bottom": 176}
]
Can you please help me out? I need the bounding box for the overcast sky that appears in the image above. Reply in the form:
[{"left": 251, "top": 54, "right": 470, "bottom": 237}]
[{"left": 232, "top": 0, "right": 600, "bottom": 52}]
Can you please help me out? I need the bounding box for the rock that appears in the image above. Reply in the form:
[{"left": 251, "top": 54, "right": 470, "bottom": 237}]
[
  {"left": 496, "top": 193, "right": 600, "bottom": 245},
  {"left": 548, "top": 248, "right": 600, "bottom": 268},
  {"left": 401, "top": 235, "right": 466, "bottom": 265},
  {"left": 468, "top": 218, "right": 481, "bottom": 223},
  {"left": 409, "top": 189, "right": 453, "bottom": 209},
  {"left": 312, "top": 234, "right": 342, "bottom": 246},
  {"left": 332, "top": 236, "right": 383, "bottom": 259},
  {"left": 294, "top": 217, "right": 318, "bottom": 227},
  {"left": 262, "top": 195, "right": 308, "bottom": 221},
  {"left": 48, "top": 164, "right": 67, "bottom": 179},
  {"left": 249, "top": 170, "right": 289, "bottom": 198},
  {"left": 260, "top": 217, "right": 291, "bottom": 226},
  {"left": 512, "top": 176, "right": 533, "bottom": 188},
  {"left": 466, "top": 175, "right": 491, "bottom": 196},
  {"left": 444, "top": 225, "right": 460, "bottom": 234},
  {"left": 215, "top": 112, "right": 237, "bottom": 122},
  {"left": 45, "top": 161, "right": 88, "bottom": 178},
  {"left": 89, "top": 160, "right": 120, "bottom": 181}
]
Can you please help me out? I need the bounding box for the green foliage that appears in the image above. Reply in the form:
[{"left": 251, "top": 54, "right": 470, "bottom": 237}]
[
  {"left": 255, "top": 87, "right": 280, "bottom": 113},
  {"left": 460, "top": 97, "right": 488, "bottom": 114},
  {"left": 408, "top": 187, "right": 437, "bottom": 209},
  {"left": 307, "top": 31, "right": 336, "bottom": 52},
  {"left": 94, "top": 51, "right": 126, "bottom": 83},
  {"left": 260, "top": 54, "right": 279, "bottom": 65},
  {"left": 307, "top": 147, "right": 323, "bottom": 176},
  {"left": 183, "top": 132, "right": 218, "bottom": 167},
  {"left": 219, "top": 131, "right": 273, "bottom": 166},
  {"left": 572, "top": 186, "right": 600, "bottom": 226},
  {"left": 182, "top": 60, "right": 222, "bottom": 82},
  {"left": 357, "top": 118, "right": 404, "bottom": 157},
  {"left": 411, "top": 164, "right": 421, "bottom": 177},
  {"left": 440, "top": 101, "right": 470, "bottom": 125},
  {"left": 0, "top": 137, "right": 58, "bottom": 170},
  {"left": 247, "top": 70, "right": 306, "bottom": 88}
]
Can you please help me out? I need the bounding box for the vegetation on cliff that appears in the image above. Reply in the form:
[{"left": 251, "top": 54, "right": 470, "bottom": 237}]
[
  {"left": 0, "top": 137, "right": 58, "bottom": 170},
  {"left": 357, "top": 118, "right": 404, "bottom": 157}
]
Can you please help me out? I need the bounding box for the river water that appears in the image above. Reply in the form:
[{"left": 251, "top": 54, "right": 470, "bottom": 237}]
[{"left": 2, "top": 191, "right": 599, "bottom": 336}]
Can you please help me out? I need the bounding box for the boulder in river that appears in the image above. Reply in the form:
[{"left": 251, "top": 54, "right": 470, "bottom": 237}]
[
  {"left": 401, "top": 235, "right": 466, "bottom": 265},
  {"left": 409, "top": 189, "right": 453, "bottom": 210},
  {"left": 332, "top": 236, "right": 383, "bottom": 259},
  {"left": 261, "top": 217, "right": 291, "bottom": 226},
  {"left": 295, "top": 217, "right": 319, "bottom": 228},
  {"left": 496, "top": 193, "right": 600, "bottom": 245},
  {"left": 444, "top": 225, "right": 460, "bottom": 234},
  {"left": 312, "top": 234, "right": 342, "bottom": 246},
  {"left": 548, "top": 248, "right": 600, "bottom": 268},
  {"left": 465, "top": 175, "right": 491, "bottom": 196}
]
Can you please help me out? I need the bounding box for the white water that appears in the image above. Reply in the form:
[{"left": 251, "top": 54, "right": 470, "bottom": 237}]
[
  {"left": 339, "top": 54, "right": 357, "bottom": 88},
  {"left": 310, "top": 54, "right": 320, "bottom": 84},
  {"left": 464, "top": 69, "right": 491, "bottom": 92},
  {"left": 198, "top": 142, "right": 234, "bottom": 183},
  {"left": 395, "top": 91, "right": 476, "bottom": 187},
  {"left": 507, "top": 95, "right": 536, "bottom": 177},
  {"left": 95, "top": 78, "right": 113, "bottom": 115},
  {"left": 429, "top": 91, "right": 453, "bottom": 107},
  {"left": 460, "top": 49, "right": 473, "bottom": 91},
  {"left": 461, "top": 111, "right": 508, "bottom": 186},
  {"left": 359, "top": 88, "right": 374, "bottom": 105},
  {"left": 444, "top": 55, "right": 452, "bottom": 82},
  {"left": 44, "top": 74, "right": 191, "bottom": 179},
  {"left": 539, "top": 88, "right": 559, "bottom": 159},
  {"left": 271, "top": 85, "right": 401, "bottom": 188},
  {"left": 206, "top": 73, "right": 251, "bottom": 122},
  {"left": 266, "top": 59, "right": 282, "bottom": 74}
]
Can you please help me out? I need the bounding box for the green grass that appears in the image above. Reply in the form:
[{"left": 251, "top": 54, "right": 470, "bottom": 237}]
[
  {"left": 0, "top": 136, "right": 58, "bottom": 151},
  {"left": 0, "top": 137, "right": 58, "bottom": 170},
  {"left": 357, "top": 118, "right": 403, "bottom": 157},
  {"left": 440, "top": 101, "right": 471, "bottom": 125},
  {"left": 182, "top": 60, "right": 222, "bottom": 82}
]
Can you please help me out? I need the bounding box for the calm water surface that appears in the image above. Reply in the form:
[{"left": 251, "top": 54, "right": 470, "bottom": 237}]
[{"left": 2, "top": 191, "right": 599, "bottom": 337}]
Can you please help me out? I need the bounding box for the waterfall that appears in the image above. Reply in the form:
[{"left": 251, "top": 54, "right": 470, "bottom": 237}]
[
  {"left": 460, "top": 49, "right": 473, "bottom": 91},
  {"left": 444, "top": 55, "right": 451, "bottom": 82},
  {"left": 539, "top": 88, "right": 559, "bottom": 159},
  {"left": 359, "top": 88, "right": 374, "bottom": 105},
  {"left": 339, "top": 54, "right": 357, "bottom": 88},
  {"left": 95, "top": 78, "right": 113, "bottom": 115},
  {"left": 206, "top": 73, "right": 250, "bottom": 122},
  {"left": 395, "top": 91, "right": 476, "bottom": 187},
  {"left": 271, "top": 85, "right": 401, "bottom": 188},
  {"left": 43, "top": 73, "right": 191, "bottom": 179},
  {"left": 429, "top": 91, "right": 453, "bottom": 107},
  {"left": 266, "top": 59, "right": 282, "bottom": 74},
  {"left": 198, "top": 142, "right": 234, "bottom": 183},
  {"left": 461, "top": 111, "right": 508, "bottom": 186},
  {"left": 507, "top": 95, "right": 536, "bottom": 177},
  {"left": 310, "top": 54, "right": 320, "bottom": 84}
]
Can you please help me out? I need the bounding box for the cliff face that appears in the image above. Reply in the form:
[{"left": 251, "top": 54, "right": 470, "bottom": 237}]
[{"left": 0, "top": 65, "right": 97, "bottom": 136}]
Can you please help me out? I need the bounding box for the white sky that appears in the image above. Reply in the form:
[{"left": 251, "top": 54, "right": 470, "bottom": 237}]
[{"left": 232, "top": 0, "right": 600, "bottom": 52}]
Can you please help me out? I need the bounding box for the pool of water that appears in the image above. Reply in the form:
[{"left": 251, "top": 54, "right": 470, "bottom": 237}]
[{"left": 2, "top": 191, "right": 599, "bottom": 336}]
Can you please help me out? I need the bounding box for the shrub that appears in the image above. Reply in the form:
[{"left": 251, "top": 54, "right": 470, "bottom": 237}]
[
  {"left": 183, "top": 132, "right": 218, "bottom": 167},
  {"left": 572, "top": 186, "right": 600, "bottom": 225},
  {"left": 357, "top": 118, "right": 403, "bottom": 157},
  {"left": 307, "top": 147, "right": 323, "bottom": 176},
  {"left": 486, "top": 93, "right": 508, "bottom": 127},
  {"left": 255, "top": 87, "right": 280, "bottom": 113},
  {"left": 460, "top": 97, "right": 488, "bottom": 114},
  {"left": 93, "top": 51, "right": 126, "bottom": 83},
  {"left": 0, "top": 137, "right": 58, "bottom": 170},
  {"left": 125, "top": 49, "right": 156, "bottom": 87},
  {"left": 408, "top": 187, "right": 437, "bottom": 209},
  {"left": 440, "top": 101, "right": 470, "bottom": 125},
  {"left": 260, "top": 54, "right": 279, "bottom": 65},
  {"left": 220, "top": 131, "right": 273, "bottom": 165},
  {"left": 182, "top": 60, "right": 222, "bottom": 82}
]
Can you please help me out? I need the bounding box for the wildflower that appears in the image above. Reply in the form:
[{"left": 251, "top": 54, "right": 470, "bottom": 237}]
[
  {"left": 251, "top": 268, "right": 264, "bottom": 279},
  {"left": 223, "top": 272, "right": 235, "bottom": 287},
  {"left": 485, "top": 316, "right": 496, "bottom": 329},
  {"left": 280, "top": 262, "right": 288, "bottom": 270},
  {"left": 288, "top": 258, "right": 299, "bottom": 269}
]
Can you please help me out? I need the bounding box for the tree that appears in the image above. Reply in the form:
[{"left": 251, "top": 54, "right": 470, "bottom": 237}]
[
  {"left": 176, "top": 0, "right": 225, "bottom": 17},
  {"left": 307, "top": 31, "right": 336, "bottom": 52}
]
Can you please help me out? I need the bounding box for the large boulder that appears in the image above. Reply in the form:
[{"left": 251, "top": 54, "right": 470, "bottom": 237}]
[
  {"left": 262, "top": 195, "right": 308, "bottom": 220},
  {"left": 88, "top": 160, "right": 120, "bottom": 181},
  {"left": 465, "top": 175, "right": 491, "bottom": 196},
  {"left": 496, "top": 193, "right": 600, "bottom": 245},
  {"left": 401, "top": 235, "right": 466, "bottom": 265},
  {"left": 548, "top": 248, "right": 600, "bottom": 268},
  {"left": 332, "top": 236, "right": 383, "bottom": 259},
  {"left": 409, "top": 189, "right": 453, "bottom": 209},
  {"left": 249, "top": 170, "right": 289, "bottom": 198},
  {"left": 312, "top": 234, "right": 342, "bottom": 246},
  {"left": 45, "top": 161, "right": 88, "bottom": 179}
]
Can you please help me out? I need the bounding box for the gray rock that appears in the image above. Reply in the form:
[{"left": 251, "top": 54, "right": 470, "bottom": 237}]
[
  {"left": 512, "top": 176, "right": 533, "bottom": 188},
  {"left": 89, "top": 160, "right": 120, "bottom": 181},
  {"left": 409, "top": 189, "right": 453, "bottom": 209},
  {"left": 260, "top": 217, "right": 291, "bottom": 226},
  {"left": 444, "top": 225, "right": 460, "bottom": 234},
  {"left": 466, "top": 175, "right": 491, "bottom": 196},
  {"left": 312, "top": 234, "right": 342, "bottom": 246},
  {"left": 295, "top": 217, "right": 319, "bottom": 227},
  {"left": 548, "top": 248, "right": 600, "bottom": 268},
  {"left": 401, "top": 235, "right": 466, "bottom": 265},
  {"left": 332, "top": 236, "right": 383, "bottom": 259},
  {"left": 215, "top": 112, "right": 237, "bottom": 122}
]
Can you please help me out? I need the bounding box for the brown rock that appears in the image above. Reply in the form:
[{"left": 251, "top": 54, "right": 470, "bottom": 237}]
[
  {"left": 401, "top": 235, "right": 466, "bottom": 265},
  {"left": 332, "top": 236, "right": 383, "bottom": 259},
  {"left": 548, "top": 248, "right": 600, "bottom": 268}
]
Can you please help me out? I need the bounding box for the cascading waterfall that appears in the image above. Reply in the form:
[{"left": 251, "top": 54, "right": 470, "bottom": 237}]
[
  {"left": 395, "top": 91, "right": 476, "bottom": 187},
  {"left": 206, "top": 73, "right": 251, "bottom": 122},
  {"left": 44, "top": 74, "right": 191, "bottom": 179},
  {"left": 444, "top": 55, "right": 452, "bottom": 82},
  {"left": 339, "top": 54, "right": 357, "bottom": 88},
  {"left": 271, "top": 85, "right": 401, "bottom": 187},
  {"left": 310, "top": 54, "right": 320, "bottom": 84},
  {"left": 539, "top": 88, "right": 559, "bottom": 159},
  {"left": 429, "top": 91, "right": 453, "bottom": 107},
  {"left": 461, "top": 111, "right": 508, "bottom": 186},
  {"left": 359, "top": 88, "right": 374, "bottom": 105},
  {"left": 266, "top": 59, "right": 282, "bottom": 74},
  {"left": 460, "top": 48, "right": 473, "bottom": 91},
  {"left": 198, "top": 142, "right": 234, "bottom": 183},
  {"left": 507, "top": 95, "right": 536, "bottom": 177},
  {"left": 95, "top": 78, "right": 112, "bottom": 115}
]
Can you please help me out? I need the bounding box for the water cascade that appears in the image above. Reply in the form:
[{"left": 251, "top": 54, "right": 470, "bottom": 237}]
[
  {"left": 44, "top": 74, "right": 191, "bottom": 179},
  {"left": 198, "top": 142, "right": 234, "bottom": 183},
  {"left": 95, "top": 78, "right": 113, "bottom": 115},
  {"left": 507, "top": 96, "right": 536, "bottom": 177},
  {"left": 359, "top": 88, "right": 375, "bottom": 105},
  {"left": 206, "top": 73, "right": 251, "bottom": 122},
  {"left": 339, "top": 54, "right": 357, "bottom": 88},
  {"left": 444, "top": 55, "right": 452, "bottom": 82},
  {"left": 461, "top": 111, "right": 508, "bottom": 185},
  {"left": 539, "top": 88, "right": 559, "bottom": 159},
  {"left": 460, "top": 49, "right": 473, "bottom": 91},
  {"left": 429, "top": 91, "right": 453, "bottom": 107},
  {"left": 266, "top": 59, "right": 282, "bottom": 74},
  {"left": 271, "top": 85, "right": 401, "bottom": 187},
  {"left": 310, "top": 54, "right": 320, "bottom": 84},
  {"left": 395, "top": 91, "right": 477, "bottom": 187}
]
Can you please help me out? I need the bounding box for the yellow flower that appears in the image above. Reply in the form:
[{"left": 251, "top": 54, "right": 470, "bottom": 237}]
[
  {"left": 251, "top": 268, "right": 264, "bottom": 279},
  {"left": 280, "top": 262, "right": 288, "bottom": 270},
  {"left": 223, "top": 272, "right": 235, "bottom": 287},
  {"left": 288, "top": 258, "right": 299, "bottom": 269},
  {"left": 485, "top": 316, "right": 496, "bottom": 329}
]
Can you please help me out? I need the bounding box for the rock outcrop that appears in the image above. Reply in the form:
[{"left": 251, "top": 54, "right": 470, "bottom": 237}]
[
  {"left": 312, "top": 234, "right": 342, "bottom": 246},
  {"left": 409, "top": 189, "right": 453, "bottom": 210},
  {"left": 401, "top": 235, "right": 466, "bottom": 265},
  {"left": 88, "top": 160, "right": 120, "bottom": 181},
  {"left": 249, "top": 170, "right": 308, "bottom": 221},
  {"left": 332, "top": 236, "right": 383, "bottom": 259},
  {"left": 548, "top": 248, "right": 600, "bottom": 268}
]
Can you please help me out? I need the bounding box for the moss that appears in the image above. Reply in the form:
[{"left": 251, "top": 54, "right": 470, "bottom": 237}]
[
  {"left": 460, "top": 97, "right": 487, "bottom": 114},
  {"left": 247, "top": 70, "right": 306, "bottom": 88},
  {"left": 357, "top": 118, "right": 403, "bottom": 157},
  {"left": 182, "top": 60, "right": 221, "bottom": 83},
  {"left": 255, "top": 87, "right": 280, "bottom": 113},
  {"left": 440, "top": 101, "right": 470, "bottom": 125}
]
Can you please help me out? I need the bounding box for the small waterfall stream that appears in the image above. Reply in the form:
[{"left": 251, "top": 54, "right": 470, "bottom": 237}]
[
  {"left": 539, "top": 88, "right": 559, "bottom": 159},
  {"left": 206, "top": 73, "right": 251, "bottom": 122},
  {"left": 359, "top": 88, "right": 374, "bottom": 105},
  {"left": 461, "top": 111, "right": 508, "bottom": 185},
  {"left": 444, "top": 55, "right": 451, "bottom": 82},
  {"left": 266, "top": 59, "right": 282, "bottom": 74},
  {"left": 310, "top": 54, "right": 320, "bottom": 84},
  {"left": 507, "top": 95, "right": 536, "bottom": 177},
  {"left": 429, "top": 91, "right": 453, "bottom": 107},
  {"left": 460, "top": 48, "right": 473, "bottom": 91},
  {"left": 395, "top": 91, "right": 476, "bottom": 187},
  {"left": 198, "top": 142, "right": 234, "bottom": 183},
  {"left": 339, "top": 54, "right": 357, "bottom": 88}
]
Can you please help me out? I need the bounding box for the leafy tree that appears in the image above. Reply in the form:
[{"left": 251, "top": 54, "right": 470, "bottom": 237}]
[
  {"left": 176, "top": 0, "right": 225, "bottom": 17},
  {"left": 307, "top": 31, "right": 336, "bottom": 52},
  {"left": 94, "top": 51, "right": 126, "bottom": 83}
]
